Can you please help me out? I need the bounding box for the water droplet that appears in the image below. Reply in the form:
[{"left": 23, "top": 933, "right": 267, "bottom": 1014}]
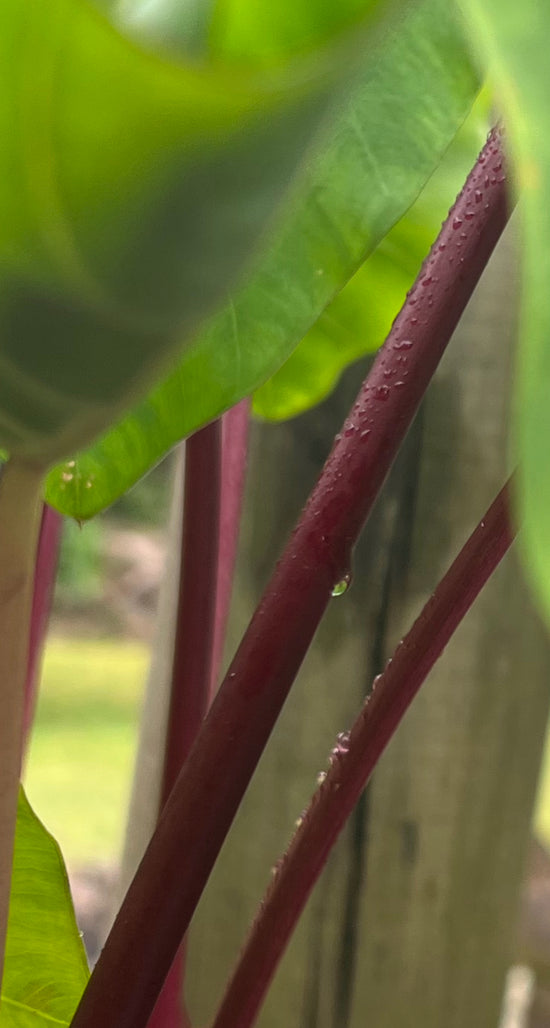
[
  {"left": 464, "top": 211, "right": 475, "bottom": 220},
  {"left": 344, "top": 426, "right": 355, "bottom": 438},
  {"left": 394, "top": 380, "right": 406, "bottom": 388},
  {"left": 360, "top": 429, "right": 371, "bottom": 439},
  {"left": 334, "top": 731, "right": 350, "bottom": 754},
  {"left": 474, "top": 189, "right": 483, "bottom": 203},
  {"left": 331, "top": 572, "right": 351, "bottom": 597},
  {"left": 437, "top": 243, "right": 446, "bottom": 252},
  {"left": 374, "top": 384, "right": 390, "bottom": 401},
  {"left": 383, "top": 368, "right": 394, "bottom": 379},
  {"left": 421, "top": 275, "right": 432, "bottom": 287},
  {"left": 410, "top": 317, "right": 418, "bottom": 325},
  {"left": 316, "top": 770, "right": 327, "bottom": 785},
  {"left": 393, "top": 339, "right": 413, "bottom": 351},
  {"left": 62, "top": 472, "right": 73, "bottom": 483},
  {"left": 295, "top": 815, "right": 304, "bottom": 829},
  {"left": 452, "top": 216, "right": 463, "bottom": 230}
]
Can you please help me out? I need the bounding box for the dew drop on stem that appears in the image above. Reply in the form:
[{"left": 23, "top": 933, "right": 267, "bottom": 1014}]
[{"left": 331, "top": 571, "right": 352, "bottom": 597}]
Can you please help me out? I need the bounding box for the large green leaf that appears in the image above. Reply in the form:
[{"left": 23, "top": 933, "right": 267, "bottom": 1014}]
[
  {"left": 0, "top": 0, "right": 387, "bottom": 468},
  {"left": 458, "top": 1, "right": 550, "bottom": 620},
  {"left": 253, "top": 95, "right": 489, "bottom": 420},
  {"left": 46, "top": 0, "right": 479, "bottom": 519},
  {"left": 0, "top": 789, "right": 88, "bottom": 1027}
]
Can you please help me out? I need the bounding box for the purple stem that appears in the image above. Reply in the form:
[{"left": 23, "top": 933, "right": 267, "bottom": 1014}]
[
  {"left": 148, "top": 421, "right": 223, "bottom": 1028},
  {"left": 21, "top": 504, "right": 63, "bottom": 765},
  {"left": 148, "top": 406, "right": 249, "bottom": 1027},
  {"left": 211, "top": 479, "right": 516, "bottom": 1028},
  {"left": 160, "top": 421, "right": 222, "bottom": 798},
  {"left": 209, "top": 400, "right": 250, "bottom": 701},
  {"left": 70, "top": 128, "right": 509, "bottom": 1028}
]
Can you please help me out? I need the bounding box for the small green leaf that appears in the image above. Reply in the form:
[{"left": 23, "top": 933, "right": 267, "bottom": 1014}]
[
  {"left": 459, "top": 0, "right": 550, "bottom": 621},
  {"left": 0, "top": 789, "right": 88, "bottom": 1027},
  {"left": 46, "top": 0, "right": 479, "bottom": 519}
]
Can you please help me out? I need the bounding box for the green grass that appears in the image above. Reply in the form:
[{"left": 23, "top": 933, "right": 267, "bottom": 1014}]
[{"left": 24, "top": 636, "right": 149, "bottom": 868}]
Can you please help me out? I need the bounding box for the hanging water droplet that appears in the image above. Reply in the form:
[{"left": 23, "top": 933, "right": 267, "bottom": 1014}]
[
  {"left": 331, "top": 572, "right": 351, "bottom": 597},
  {"left": 374, "top": 384, "right": 390, "bottom": 401},
  {"left": 452, "top": 216, "right": 463, "bottom": 230},
  {"left": 393, "top": 339, "right": 413, "bottom": 351},
  {"left": 316, "top": 770, "right": 327, "bottom": 785}
]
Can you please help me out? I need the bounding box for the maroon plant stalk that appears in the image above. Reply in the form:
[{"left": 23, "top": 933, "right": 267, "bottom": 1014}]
[
  {"left": 211, "top": 478, "right": 516, "bottom": 1028},
  {"left": 21, "top": 504, "right": 63, "bottom": 764},
  {"left": 160, "top": 420, "right": 222, "bottom": 798},
  {"left": 148, "top": 420, "right": 222, "bottom": 1028},
  {"left": 210, "top": 399, "right": 250, "bottom": 701},
  {"left": 148, "top": 407, "right": 249, "bottom": 1028},
  {"left": 70, "top": 129, "right": 509, "bottom": 1028}
]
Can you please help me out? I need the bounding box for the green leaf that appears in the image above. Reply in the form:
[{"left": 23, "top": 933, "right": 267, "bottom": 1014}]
[
  {"left": 458, "top": 0, "right": 550, "bottom": 620},
  {"left": 253, "top": 92, "right": 490, "bottom": 420},
  {"left": 46, "top": 0, "right": 479, "bottom": 519},
  {"left": 0, "top": 0, "right": 385, "bottom": 467},
  {"left": 0, "top": 789, "right": 88, "bottom": 1027}
]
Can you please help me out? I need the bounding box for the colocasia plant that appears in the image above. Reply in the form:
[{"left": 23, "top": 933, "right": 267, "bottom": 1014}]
[{"left": 0, "top": 0, "right": 547, "bottom": 1026}]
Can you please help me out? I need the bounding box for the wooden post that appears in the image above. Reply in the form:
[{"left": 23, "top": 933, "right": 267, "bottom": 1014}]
[{"left": 184, "top": 223, "right": 550, "bottom": 1027}]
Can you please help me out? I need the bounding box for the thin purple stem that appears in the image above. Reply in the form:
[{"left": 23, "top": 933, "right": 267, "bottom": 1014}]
[
  {"left": 21, "top": 504, "right": 63, "bottom": 765},
  {"left": 160, "top": 420, "right": 222, "bottom": 800},
  {"left": 211, "top": 478, "right": 516, "bottom": 1028},
  {"left": 148, "top": 421, "right": 222, "bottom": 1028},
  {"left": 70, "top": 128, "right": 509, "bottom": 1028},
  {"left": 210, "top": 400, "right": 250, "bottom": 702}
]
